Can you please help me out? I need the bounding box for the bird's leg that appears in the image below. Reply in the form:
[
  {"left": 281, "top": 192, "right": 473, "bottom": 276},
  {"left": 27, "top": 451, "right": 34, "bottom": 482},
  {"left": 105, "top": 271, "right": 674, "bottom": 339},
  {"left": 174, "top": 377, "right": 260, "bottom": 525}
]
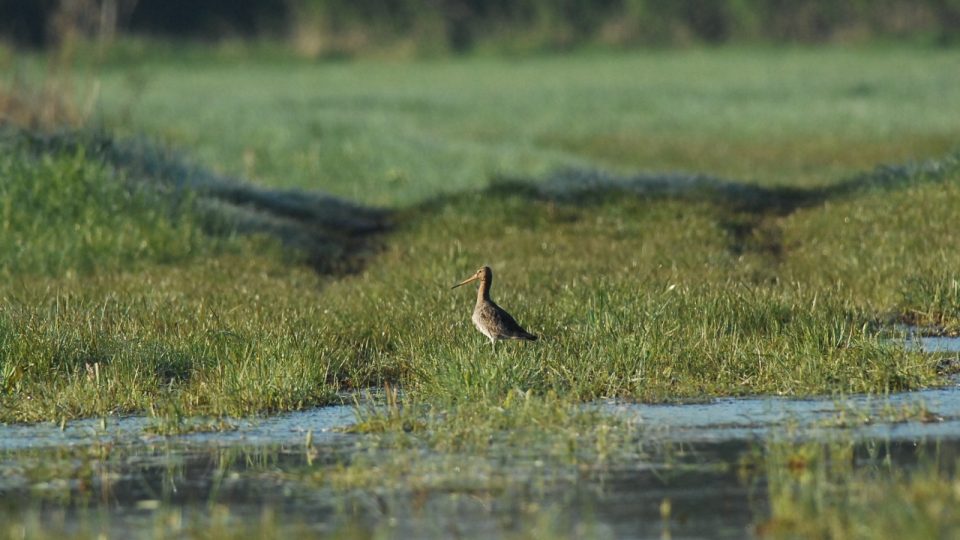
[{"left": 491, "top": 338, "right": 497, "bottom": 354}]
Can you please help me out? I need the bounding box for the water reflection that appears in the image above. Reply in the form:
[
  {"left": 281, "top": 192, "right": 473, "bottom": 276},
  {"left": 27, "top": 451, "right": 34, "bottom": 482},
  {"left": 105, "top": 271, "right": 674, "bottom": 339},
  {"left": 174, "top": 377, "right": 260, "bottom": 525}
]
[{"left": 4, "top": 430, "right": 957, "bottom": 539}]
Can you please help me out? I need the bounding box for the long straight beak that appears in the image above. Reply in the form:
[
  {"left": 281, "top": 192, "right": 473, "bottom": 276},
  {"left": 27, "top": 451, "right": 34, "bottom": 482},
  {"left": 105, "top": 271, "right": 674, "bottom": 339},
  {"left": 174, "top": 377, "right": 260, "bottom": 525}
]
[{"left": 451, "top": 275, "right": 479, "bottom": 289}]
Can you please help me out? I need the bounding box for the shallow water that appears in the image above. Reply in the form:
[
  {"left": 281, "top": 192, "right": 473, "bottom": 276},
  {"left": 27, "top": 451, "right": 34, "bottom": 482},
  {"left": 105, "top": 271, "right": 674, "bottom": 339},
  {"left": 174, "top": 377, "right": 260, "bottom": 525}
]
[
  {"left": 0, "top": 404, "right": 356, "bottom": 452},
  {"left": 612, "top": 380, "right": 960, "bottom": 444},
  {"left": 908, "top": 334, "right": 960, "bottom": 352},
  {"left": 2, "top": 335, "right": 959, "bottom": 538},
  {"left": 607, "top": 334, "right": 960, "bottom": 443}
]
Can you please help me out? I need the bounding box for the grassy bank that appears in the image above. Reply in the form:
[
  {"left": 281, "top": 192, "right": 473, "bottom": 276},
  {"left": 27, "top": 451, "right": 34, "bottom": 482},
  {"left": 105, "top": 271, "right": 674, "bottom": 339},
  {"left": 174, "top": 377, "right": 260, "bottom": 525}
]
[{"left": 0, "top": 133, "right": 956, "bottom": 423}]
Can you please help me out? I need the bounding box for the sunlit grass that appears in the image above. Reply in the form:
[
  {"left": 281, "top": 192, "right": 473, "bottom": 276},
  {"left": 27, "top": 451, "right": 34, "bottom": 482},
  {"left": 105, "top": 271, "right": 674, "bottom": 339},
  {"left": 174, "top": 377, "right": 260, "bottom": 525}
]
[
  {"left": 327, "top": 187, "right": 944, "bottom": 403},
  {"left": 782, "top": 160, "right": 960, "bottom": 332},
  {"left": 0, "top": 138, "right": 214, "bottom": 277},
  {"left": 0, "top": 254, "right": 343, "bottom": 422},
  {"left": 1, "top": 46, "right": 959, "bottom": 423},
  {"left": 2, "top": 141, "right": 954, "bottom": 422}
]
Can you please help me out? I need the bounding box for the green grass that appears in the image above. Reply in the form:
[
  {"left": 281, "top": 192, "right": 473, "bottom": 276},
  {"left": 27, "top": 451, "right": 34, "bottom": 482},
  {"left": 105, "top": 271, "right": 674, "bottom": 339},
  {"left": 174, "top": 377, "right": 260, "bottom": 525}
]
[
  {"left": 0, "top": 137, "right": 214, "bottom": 276},
  {"left": 1, "top": 45, "right": 959, "bottom": 423},
  {"left": 1, "top": 142, "right": 954, "bottom": 421},
  {"left": 328, "top": 185, "right": 945, "bottom": 403},
  {"left": 0, "top": 254, "right": 342, "bottom": 421},
  {"left": 781, "top": 160, "right": 960, "bottom": 332},
  {"left": 96, "top": 47, "right": 960, "bottom": 204}
]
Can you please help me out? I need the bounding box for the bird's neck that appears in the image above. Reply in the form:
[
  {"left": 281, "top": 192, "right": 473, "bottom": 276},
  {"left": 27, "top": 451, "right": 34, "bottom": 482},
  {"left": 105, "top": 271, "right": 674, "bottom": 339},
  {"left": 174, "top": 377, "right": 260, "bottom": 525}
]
[{"left": 477, "top": 278, "right": 491, "bottom": 303}]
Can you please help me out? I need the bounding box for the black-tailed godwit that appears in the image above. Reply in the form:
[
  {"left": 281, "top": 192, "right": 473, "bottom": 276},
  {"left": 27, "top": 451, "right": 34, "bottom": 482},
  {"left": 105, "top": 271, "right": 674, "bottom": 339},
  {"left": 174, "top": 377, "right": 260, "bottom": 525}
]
[{"left": 452, "top": 266, "right": 537, "bottom": 352}]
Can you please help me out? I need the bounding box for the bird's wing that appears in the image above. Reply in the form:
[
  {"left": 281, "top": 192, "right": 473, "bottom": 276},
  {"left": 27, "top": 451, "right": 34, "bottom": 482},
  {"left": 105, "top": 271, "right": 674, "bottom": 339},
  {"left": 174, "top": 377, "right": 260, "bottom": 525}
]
[{"left": 486, "top": 301, "right": 533, "bottom": 338}]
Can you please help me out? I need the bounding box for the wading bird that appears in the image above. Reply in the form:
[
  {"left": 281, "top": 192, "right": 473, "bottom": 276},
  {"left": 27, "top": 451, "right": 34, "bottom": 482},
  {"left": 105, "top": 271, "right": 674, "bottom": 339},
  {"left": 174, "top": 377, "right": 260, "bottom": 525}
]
[{"left": 451, "top": 266, "right": 538, "bottom": 352}]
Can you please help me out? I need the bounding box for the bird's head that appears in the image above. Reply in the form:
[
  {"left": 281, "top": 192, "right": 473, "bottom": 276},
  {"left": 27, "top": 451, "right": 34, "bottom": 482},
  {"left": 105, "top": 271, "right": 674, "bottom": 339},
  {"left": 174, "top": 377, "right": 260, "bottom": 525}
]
[{"left": 451, "top": 266, "right": 492, "bottom": 289}]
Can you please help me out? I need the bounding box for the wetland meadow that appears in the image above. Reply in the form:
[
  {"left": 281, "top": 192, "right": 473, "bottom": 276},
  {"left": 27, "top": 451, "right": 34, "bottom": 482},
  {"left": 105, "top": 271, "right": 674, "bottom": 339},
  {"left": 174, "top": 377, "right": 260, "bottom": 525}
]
[{"left": 2, "top": 9, "right": 960, "bottom": 538}]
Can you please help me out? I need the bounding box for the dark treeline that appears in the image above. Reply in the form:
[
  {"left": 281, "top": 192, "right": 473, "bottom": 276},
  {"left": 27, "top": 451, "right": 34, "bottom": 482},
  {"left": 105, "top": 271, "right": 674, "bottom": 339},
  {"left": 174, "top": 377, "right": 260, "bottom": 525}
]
[{"left": 3, "top": 0, "right": 959, "bottom": 53}]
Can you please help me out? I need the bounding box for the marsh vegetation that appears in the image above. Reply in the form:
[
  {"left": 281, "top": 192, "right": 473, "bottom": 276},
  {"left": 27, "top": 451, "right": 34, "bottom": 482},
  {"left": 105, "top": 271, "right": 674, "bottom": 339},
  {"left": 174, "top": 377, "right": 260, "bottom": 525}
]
[{"left": 0, "top": 39, "right": 959, "bottom": 538}]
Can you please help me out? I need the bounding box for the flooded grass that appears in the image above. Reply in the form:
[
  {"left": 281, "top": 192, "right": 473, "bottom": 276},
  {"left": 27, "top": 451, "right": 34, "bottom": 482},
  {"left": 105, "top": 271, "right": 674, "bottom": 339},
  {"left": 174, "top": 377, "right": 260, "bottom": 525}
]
[
  {"left": 759, "top": 439, "right": 960, "bottom": 539},
  {"left": 4, "top": 384, "right": 960, "bottom": 539}
]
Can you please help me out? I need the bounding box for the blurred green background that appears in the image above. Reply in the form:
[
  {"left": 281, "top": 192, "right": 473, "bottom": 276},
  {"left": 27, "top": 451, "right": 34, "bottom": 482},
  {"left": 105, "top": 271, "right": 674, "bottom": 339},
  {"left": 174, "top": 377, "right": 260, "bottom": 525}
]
[{"left": 3, "top": 0, "right": 960, "bottom": 57}]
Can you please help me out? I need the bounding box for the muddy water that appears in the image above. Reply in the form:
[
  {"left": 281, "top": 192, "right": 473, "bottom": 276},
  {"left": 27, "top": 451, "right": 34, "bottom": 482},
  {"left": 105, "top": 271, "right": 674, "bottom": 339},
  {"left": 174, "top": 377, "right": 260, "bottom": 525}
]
[{"left": 1, "top": 335, "right": 958, "bottom": 539}]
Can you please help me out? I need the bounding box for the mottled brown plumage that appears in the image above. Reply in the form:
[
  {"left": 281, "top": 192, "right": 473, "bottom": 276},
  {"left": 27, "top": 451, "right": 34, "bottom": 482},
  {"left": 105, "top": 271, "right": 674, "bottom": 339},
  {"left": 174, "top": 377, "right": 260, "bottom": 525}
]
[{"left": 451, "top": 266, "right": 537, "bottom": 352}]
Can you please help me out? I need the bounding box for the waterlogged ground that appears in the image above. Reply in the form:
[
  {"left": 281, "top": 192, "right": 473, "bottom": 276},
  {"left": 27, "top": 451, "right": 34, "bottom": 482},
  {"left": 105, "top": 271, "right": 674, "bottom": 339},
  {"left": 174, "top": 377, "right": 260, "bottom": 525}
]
[
  {"left": 0, "top": 404, "right": 356, "bottom": 451},
  {"left": 1, "top": 337, "right": 958, "bottom": 539}
]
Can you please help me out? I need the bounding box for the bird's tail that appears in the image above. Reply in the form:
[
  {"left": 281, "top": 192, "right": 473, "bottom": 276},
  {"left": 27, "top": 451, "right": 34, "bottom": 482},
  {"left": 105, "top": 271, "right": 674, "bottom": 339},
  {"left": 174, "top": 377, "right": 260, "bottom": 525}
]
[{"left": 521, "top": 332, "right": 538, "bottom": 341}]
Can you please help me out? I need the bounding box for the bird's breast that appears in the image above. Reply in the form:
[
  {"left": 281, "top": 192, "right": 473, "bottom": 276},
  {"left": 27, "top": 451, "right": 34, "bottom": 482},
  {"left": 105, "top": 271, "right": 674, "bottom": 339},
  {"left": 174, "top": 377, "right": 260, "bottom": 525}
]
[{"left": 472, "top": 306, "right": 495, "bottom": 339}]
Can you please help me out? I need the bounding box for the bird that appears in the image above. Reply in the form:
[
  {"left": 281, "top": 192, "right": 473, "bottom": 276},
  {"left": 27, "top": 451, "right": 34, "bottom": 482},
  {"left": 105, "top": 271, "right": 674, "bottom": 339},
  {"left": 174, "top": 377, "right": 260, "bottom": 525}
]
[{"left": 451, "top": 266, "right": 538, "bottom": 352}]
